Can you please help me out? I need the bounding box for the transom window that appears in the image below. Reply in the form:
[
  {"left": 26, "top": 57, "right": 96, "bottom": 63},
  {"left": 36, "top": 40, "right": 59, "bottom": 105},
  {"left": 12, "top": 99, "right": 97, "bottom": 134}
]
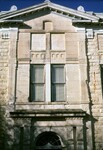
[
  {"left": 30, "top": 64, "right": 65, "bottom": 102},
  {"left": 35, "top": 132, "right": 62, "bottom": 150}
]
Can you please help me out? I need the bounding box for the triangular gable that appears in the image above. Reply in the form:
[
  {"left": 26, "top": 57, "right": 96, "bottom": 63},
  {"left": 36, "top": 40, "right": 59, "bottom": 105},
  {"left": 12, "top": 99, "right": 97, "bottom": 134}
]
[{"left": 0, "top": 0, "right": 100, "bottom": 23}]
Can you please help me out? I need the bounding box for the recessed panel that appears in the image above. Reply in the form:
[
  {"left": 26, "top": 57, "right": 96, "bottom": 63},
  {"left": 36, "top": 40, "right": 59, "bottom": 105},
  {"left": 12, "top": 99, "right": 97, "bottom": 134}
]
[
  {"left": 51, "top": 33, "right": 65, "bottom": 50},
  {"left": 32, "top": 34, "right": 46, "bottom": 50}
]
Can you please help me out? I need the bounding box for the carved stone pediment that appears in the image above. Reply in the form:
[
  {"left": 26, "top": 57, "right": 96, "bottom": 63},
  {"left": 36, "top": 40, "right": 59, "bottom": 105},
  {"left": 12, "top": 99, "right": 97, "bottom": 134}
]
[{"left": 0, "top": 1, "right": 100, "bottom": 24}]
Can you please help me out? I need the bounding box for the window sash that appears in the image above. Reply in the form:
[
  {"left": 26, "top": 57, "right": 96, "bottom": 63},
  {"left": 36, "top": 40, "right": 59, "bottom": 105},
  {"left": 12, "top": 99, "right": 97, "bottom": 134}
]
[
  {"left": 30, "top": 64, "right": 65, "bottom": 102},
  {"left": 51, "top": 65, "right": 65, "bottom": 101},
  {"left": 30, "top": 65, "right": 44, "bottom": 101},
  {"left": 30, "top": 84, "right": 44, "bottom": 101},
  {"left": 30, "top": 65, "right": 44, "bottom": 83},
  {"left": 51, "top": 84, "right": 65, "bottom": 101},
  {"left": 51, "top": 65, "right": 65, "bottom": 83}
]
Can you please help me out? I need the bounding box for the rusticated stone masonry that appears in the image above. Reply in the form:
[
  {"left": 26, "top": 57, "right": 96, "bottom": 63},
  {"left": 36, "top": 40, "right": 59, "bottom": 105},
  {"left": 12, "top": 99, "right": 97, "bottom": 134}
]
[
  {"left": 87, "top": 34, "right": 103, "bottom": 149},
  {"left": 0, "top": 30, "right": 9, "bottom": 105},
  {"left": 0, "top": 30, "right": 10, "bottom": 150}
]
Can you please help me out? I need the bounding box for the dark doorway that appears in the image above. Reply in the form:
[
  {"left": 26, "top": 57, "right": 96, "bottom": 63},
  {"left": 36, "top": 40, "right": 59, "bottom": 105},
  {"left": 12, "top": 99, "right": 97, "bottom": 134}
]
[{"left": 35, "top": 131, "right": 62, "bottom": 150}]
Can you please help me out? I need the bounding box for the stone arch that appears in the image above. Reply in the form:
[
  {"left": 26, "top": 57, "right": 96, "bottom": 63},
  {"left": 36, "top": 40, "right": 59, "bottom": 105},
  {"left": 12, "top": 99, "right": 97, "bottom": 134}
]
[{"left": 34, "top": 131, "right": 63, "bottom": 150}]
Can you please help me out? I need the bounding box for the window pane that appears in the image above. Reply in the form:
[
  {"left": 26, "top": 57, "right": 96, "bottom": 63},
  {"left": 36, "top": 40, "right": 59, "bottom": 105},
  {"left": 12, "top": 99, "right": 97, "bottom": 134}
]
[
  {"left": 31, "top": 65, "right": 44, "bottom": 83},
  {"left": 52, "top": 65, "right": 64, "bottom": 83},
  {"left": 52, "top": 84, "right": 64, "bottom": 101},
  {"left": 51, "top": 65, "right": 65, "bottom": 101},
  {"left": 30, "top": 65, "right": 44, "bottom": 101},
  {"left": 30, "top": 84, "right": 44, "bottom": 101}
]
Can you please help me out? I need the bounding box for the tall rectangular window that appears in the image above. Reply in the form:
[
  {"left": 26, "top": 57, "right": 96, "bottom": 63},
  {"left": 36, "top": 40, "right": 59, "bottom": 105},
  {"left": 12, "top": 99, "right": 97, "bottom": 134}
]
[
  {"left": 51, "top": 65, "right": 65, "bottom": 101},
  {"left": 30, "top": 64, "right": 65, "bottom": 102},
  {"left": 30, "top": 65, "right": 44, "bottom": 101}
]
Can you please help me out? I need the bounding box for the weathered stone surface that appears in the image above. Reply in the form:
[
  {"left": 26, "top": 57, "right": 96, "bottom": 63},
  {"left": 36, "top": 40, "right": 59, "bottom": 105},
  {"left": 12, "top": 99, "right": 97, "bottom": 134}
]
[{"left": 1, "top": 1, "right": 103, "bottom": 150}]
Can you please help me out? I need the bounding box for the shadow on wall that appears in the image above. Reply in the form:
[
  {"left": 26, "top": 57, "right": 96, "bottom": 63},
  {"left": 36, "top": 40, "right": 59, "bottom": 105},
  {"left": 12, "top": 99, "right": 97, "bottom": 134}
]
[
  {"left": 86, "top": 37, "right": 99, "bottom": 150},
  {"left": 0, "top": 105, "right": 6, "bottom": 150},
  {"left": 0, "top": 112, "right": 100, "bottom": 150}
]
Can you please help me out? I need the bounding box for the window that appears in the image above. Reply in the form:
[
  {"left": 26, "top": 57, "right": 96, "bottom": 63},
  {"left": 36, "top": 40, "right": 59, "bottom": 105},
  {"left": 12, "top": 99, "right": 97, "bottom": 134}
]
[
  {"left": 30, "top": 65, "right": 44, "bottom": 101},
  {"left": 51, "top": 65, "right": 65, "bottom": 101},
  {"left": 30, "top": 64, "right": 65, "bottom": 102}
]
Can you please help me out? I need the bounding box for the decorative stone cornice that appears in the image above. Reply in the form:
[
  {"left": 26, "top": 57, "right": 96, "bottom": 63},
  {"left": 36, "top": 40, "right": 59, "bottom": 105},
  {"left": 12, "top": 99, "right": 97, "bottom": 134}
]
[
  {"left": 0, "top": 5, "right": 17, "bottom": 15},
  {"left": 0, "top": 1, "right": 100, "bottom": 23},
  {"left": 44, "top": 0, "right": 51, "bottom": 3},
  {"left": 10, "top": 109, "right": 86, "bottom": 118}
]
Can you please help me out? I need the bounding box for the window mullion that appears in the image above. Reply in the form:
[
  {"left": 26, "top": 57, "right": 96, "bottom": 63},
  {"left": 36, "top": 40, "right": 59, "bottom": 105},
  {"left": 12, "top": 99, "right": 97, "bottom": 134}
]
[{"left": 45, "top": 63, "right": 51, "bottom": 102}]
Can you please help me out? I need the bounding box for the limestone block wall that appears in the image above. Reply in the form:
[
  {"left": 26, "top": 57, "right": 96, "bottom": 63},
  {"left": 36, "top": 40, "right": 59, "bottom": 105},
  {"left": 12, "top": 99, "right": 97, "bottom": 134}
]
[
  {"left": 0, "top": 28, "right": 18, "bottom": 150},
  {"left": 24, "top": 13, "right": 76, "bottom": 31},
  {"left": 0, "top": 29, "right": 11, "bottom": 149},
  {"left": 66, "top": 64, "right": 80, "bottom": 103},
  {"left": 16, "top": 29, "right": 87, "bottom": 110},
  {"left": 87, "top": 30, "right": 103, "bottom": 149},
  {"left": 16, "top": 64, "right": 30, "bottom": 103},
  {"left": 0, "top": 28, "right": 18, "bottom": 106},
  {"left": 10, "top": 115, "right": 85, "bottom": 150},
  {"left": 0, "top": 29, "right": 10, "bottom": 105},
  {"left": 1, "top": 6, "right": 103, "bottom": 149}
]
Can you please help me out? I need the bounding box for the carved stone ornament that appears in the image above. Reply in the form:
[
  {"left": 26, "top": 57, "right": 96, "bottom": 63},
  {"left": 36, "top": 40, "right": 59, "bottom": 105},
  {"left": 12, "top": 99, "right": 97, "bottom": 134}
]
[
  {"left": 2, "top": 32, "right": 10, "bottom": 39},
  {"left": 86, "top": 29, "right": 94, "bottom": 39},
  {"left": 10, "top": 5, "right": 17, "bottom": 11},
  {"left": 44, "top": 0, "right": 51, "bottom": 2},
  {"left": 77, "top": 5, "right": 85, "bottom": 12}
]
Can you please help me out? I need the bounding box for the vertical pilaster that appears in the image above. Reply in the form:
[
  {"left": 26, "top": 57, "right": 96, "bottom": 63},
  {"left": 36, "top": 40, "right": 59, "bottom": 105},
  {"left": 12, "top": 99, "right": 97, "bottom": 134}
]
[{"left": 45, "top": 63, "right": 51, "bottom": 102}]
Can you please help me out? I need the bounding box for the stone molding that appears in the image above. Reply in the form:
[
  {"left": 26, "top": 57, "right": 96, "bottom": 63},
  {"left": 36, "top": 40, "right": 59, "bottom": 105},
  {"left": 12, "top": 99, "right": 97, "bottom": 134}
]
[{"left": 10, "top": 109, "right": 86, "bottom": 118}]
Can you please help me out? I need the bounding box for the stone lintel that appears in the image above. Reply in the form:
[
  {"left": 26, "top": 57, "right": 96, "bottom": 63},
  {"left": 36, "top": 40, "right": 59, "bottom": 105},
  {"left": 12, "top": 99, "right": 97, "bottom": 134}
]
[{"left": 10, "top": 109, "right": 86, "bottom": 118}]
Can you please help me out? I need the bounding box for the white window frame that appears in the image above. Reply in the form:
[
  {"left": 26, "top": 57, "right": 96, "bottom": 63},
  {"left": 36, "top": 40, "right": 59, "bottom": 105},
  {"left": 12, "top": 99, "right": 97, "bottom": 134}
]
[
  {"left": 30, "top": 64, "right": 65, "bottom": 102},
  {"left": 51, "top": 64, "right": 65, "bottom": 102},
  {"left": 30, "top": 64, "right": 45, "bottom": 101}
]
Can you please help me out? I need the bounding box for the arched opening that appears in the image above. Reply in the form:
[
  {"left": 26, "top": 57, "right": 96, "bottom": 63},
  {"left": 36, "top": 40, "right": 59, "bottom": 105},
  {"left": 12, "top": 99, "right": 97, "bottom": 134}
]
[{"left": 35, "top": 131, "right": 62, "bottom": 150}]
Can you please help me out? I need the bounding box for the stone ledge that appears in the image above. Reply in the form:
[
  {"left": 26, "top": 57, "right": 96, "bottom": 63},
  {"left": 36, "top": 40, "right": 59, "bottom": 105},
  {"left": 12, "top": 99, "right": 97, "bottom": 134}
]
[{"left": 10, "top": 109, "right": 86, "bottom": 118}]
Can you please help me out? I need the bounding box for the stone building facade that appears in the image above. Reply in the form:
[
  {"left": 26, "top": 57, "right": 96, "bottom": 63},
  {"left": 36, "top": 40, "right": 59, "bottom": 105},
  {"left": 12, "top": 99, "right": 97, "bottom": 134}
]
[{"left": 0, "top": 1, "right": 103, "bottom": 150}]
